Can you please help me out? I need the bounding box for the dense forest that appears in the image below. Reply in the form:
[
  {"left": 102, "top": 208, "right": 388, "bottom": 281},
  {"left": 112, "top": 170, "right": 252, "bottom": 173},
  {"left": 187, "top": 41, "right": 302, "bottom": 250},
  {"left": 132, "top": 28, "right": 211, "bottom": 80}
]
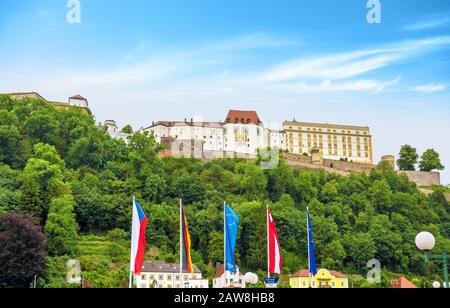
[{"left": 0, "top": 95, "right": 449, "bottom": 288}]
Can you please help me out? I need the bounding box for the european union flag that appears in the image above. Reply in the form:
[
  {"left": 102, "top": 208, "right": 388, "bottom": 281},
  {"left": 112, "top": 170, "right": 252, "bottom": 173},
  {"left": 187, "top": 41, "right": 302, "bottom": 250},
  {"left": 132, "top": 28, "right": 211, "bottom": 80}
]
[
  {"left": 307, "top": 208, "right": 317, "bottom": 276},
  {"left": 225, "top": 205, "right": 239, "bottom": 273}
]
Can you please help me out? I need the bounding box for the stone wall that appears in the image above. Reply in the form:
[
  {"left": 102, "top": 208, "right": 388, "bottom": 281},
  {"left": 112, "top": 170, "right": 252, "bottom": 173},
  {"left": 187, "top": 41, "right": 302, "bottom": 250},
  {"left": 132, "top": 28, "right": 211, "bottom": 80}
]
[
  {"left": 397, "top": 171, "right": 441, "bottom": 187},
  {"left": 323, "top": 159, "right": 374, "bottom": 173},
  {"left": 284, "top": 158, "right": 350, "bottom": 176}
]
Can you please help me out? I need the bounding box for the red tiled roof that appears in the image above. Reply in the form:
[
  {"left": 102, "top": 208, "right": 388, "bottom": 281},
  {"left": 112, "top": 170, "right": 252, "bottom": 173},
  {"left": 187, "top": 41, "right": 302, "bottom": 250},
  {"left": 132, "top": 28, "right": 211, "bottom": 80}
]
[
  {"left": 291, "top": 269, "right": 347, "bottom": 279},
  {"left": 215, "top": 264, "right": 240, "bottom": 278},
  {"left": 70, "top": 94, "right": 87, "bottom": 100},
  {"left": 391, "top": 277, "right": 417, "bottom": 289},
  {"left": 225, "top": 110, "right": 262, "bottom": 125}
]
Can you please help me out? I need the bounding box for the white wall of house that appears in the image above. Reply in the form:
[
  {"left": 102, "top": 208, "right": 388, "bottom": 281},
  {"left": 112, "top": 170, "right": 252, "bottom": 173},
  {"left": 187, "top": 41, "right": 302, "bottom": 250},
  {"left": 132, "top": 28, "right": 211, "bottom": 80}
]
[{"left": 136, "top": 272, "right": 205, "bottom": 289}]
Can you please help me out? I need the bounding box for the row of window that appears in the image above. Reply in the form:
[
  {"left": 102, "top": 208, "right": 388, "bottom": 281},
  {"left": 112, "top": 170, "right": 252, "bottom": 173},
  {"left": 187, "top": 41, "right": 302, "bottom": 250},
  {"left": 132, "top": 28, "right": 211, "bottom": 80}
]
[
  {"left": 287, "top": 126, "right": 369, "bottom": 136},
  {"left": 298, "top": 280, "right": 346, "bottom": 288},
  {"left": 141, "top": 274, "right": 199, "bottom": 281}
]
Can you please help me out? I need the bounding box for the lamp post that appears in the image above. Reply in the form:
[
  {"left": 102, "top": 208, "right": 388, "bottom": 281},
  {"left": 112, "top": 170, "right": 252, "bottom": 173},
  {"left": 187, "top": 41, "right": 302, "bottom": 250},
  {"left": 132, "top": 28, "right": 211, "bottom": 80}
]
[{"left": 415, "top": 232, "right": 449, "bottom": 289}]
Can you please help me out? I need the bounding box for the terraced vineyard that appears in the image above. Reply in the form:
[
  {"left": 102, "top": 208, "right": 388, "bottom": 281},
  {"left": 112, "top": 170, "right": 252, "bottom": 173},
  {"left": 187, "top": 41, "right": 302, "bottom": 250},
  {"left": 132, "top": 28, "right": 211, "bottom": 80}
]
[{"left": 43, "top": 234, "right": 130, "bottom": 288}]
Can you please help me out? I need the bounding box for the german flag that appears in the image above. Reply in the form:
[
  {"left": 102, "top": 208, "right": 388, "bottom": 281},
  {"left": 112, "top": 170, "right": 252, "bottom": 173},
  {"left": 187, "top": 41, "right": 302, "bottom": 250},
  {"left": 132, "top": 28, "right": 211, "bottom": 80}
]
[{"left": 181, "top": 208, "right": 194, "bottom": 273}]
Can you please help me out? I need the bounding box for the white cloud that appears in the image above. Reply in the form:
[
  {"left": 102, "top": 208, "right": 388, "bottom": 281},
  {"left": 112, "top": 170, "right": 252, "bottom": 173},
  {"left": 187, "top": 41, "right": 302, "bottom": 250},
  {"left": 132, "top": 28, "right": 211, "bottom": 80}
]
[
  {"left": 263, "top": 36, "right": 450, "bottom": 82},
  {"left": 403, "top": 14, "right": 450, "bottom": 31},
  {"left": 413, "top": 83, "right": 448, "bottom": 93}
]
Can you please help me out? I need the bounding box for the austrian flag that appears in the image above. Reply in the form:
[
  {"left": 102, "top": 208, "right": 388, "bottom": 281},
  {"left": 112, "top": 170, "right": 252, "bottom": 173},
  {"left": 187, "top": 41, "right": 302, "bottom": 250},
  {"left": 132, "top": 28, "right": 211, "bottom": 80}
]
[{"left": 267, "top": 209, "right": 283, "bottom": 275}]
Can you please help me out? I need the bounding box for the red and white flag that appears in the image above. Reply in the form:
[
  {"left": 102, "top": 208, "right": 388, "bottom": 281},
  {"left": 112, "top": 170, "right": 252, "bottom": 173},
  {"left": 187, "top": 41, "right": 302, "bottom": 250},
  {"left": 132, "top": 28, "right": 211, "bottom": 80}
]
[{"left": 268, "top": 209, "right": 283, "bottom": 275}]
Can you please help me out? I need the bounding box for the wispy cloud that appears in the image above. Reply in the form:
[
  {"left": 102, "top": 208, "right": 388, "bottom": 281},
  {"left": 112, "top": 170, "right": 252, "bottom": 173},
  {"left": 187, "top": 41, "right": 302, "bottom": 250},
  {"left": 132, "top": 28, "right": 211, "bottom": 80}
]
[
  {"left": 403, "top": 13, "right": 450, "bottom": 31},
  {"left": 263, "top": 36, "right": 450, "bottom": 82},
  {"left": 3, "top": 34, "right": 450, "bottom": 112},
  {"left": 413, "top": 83, "right": 448, "bottom": 93}
]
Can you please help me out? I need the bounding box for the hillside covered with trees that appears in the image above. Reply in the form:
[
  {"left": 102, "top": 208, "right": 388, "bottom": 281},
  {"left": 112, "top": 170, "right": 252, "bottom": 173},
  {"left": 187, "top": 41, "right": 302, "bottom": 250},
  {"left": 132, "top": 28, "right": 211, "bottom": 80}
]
[{"left": 0, "top": 95, "right": 449, "bottom": 288}]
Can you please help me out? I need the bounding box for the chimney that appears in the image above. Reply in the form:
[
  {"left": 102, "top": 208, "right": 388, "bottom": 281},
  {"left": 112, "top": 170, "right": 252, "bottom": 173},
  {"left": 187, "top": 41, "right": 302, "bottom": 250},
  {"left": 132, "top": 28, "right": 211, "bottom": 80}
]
[{"left": 191, "top": 118, "right": 194, "bottom": 125}]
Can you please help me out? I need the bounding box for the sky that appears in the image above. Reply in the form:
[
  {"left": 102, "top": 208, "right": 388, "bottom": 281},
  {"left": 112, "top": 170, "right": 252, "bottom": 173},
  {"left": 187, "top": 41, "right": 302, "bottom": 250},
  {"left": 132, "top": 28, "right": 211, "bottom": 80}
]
[{"left": 0, "top": 0, "right": 449, "bottom": 184}]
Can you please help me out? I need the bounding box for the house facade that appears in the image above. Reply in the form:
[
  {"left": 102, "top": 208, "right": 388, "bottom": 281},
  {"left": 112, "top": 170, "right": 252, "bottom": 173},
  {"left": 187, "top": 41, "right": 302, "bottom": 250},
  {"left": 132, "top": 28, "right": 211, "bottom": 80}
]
[
  {"left": 135, "top": 261, "right": 209, "bottom": 289},
  {"left": 290, "top": 269, "right": 349, "bottom": 289},
  {"left": 213, "top": 264, "right": 246, "bottom": 289}
]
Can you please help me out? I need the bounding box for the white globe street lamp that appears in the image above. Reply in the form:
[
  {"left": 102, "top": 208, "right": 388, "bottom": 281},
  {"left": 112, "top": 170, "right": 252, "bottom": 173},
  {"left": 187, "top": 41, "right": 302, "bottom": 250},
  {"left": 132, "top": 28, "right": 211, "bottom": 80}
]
[
  {"left": 432, "top": 281, "right": 441, "bottom": 289},
  {"left": 415, "top": 231, "right": 449, "bottom": 289},
  {"left": 244, "top": 272, "right": 259, "bottom": 284},
  {"left": 415, "top": 232, "right": 436, "bottom": 251}
]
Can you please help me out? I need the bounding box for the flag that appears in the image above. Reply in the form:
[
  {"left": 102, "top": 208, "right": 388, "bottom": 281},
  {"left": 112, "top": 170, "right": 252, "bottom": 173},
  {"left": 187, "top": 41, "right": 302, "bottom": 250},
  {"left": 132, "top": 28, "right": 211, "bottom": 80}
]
[
  {"left": 225, "top": 205, "right": 239, "bottom": 273},
  {"left": 268, "top": 209, "right": 283, "bottom": 275},
  {"left": 307, "top": 208, "right": 317, "bottom": 276},
  {"left": 181, "top": 208, "right": 194, "bottom": 273},
  {"left": 130, "top": 198, "right": 147, "bottom": 276}
]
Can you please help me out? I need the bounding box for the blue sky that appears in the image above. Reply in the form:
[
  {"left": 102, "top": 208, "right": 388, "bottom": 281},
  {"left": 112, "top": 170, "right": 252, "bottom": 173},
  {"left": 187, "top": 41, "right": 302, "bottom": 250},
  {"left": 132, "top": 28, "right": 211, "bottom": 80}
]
[{"left": 0, "top": 0, "right": 449, "bottom": 183}]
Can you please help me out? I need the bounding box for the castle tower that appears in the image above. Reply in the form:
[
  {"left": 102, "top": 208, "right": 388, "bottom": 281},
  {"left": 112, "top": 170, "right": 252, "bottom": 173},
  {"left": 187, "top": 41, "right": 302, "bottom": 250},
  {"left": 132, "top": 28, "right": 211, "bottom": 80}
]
[
  {"left": 68, "top": 94, "right": 88, "bottom": 108},
  {"left": 381, "top": 155, "right": 395, "bottom": 168},
  {"left": 104, "top": 120, "right": 119, "bottom": 133},
  {"left": 311, "top": 147, "right": 323, "bottom": 165}
]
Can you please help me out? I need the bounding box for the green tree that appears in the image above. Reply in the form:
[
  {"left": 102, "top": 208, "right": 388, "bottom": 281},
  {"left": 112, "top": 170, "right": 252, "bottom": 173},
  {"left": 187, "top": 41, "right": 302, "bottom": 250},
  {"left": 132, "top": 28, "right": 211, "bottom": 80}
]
[
  {"left": 208, "top": 230, "right": 224, "bottom": 264},
  {"left": 121, "top": 125, "right": 133, "bottom": 134},
  {"left": 419, "top": 149, "right": 444, "bottom": 172},
  {"left": 397, "top": 145, "right": 418, "bottom": 171},
  {"left": 19, "top": 143, "right": 69, "bottom": 223},
  {"left": 344, "top": 232, "right": 377, "bottom": 271},
  {"left": 44, "top": 195, "right": 79, "bottom": 256},
  {"left": 22, "top": 111, "right": 59, "bottom": 145},
  {"left": 235, "top": 162, "right": 267, "bottom": 200},
  {"left": 0, "top": 213, "right": 46, "bottom": 288}
]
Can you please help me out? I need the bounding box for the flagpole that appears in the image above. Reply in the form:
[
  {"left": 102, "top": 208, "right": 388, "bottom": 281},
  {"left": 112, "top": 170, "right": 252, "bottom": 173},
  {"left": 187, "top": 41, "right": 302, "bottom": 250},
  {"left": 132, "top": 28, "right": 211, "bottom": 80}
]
[
  {"left": 307, "top": 207, "right": 312, "bottom": 288},
  {"left": 129, "top": 196, "right": 135, "bottom": 289},
  {"left": 267, "top": 204, "right": 270, "bottom": 280},
  {"left": 180, "top": 198, "right": 183, "bottom": 289},
  {"left": 224, "top": 201, "right": 227, "bottom": 287}
]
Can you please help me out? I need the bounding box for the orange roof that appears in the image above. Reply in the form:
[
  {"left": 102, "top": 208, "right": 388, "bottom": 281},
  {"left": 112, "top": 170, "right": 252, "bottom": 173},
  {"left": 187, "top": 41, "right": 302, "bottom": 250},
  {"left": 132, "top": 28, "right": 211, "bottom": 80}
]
[
  {"left": 391, "top": 277, "right": 417, "bottom": 289},
  {"left": 70, "top": 94, "right": 87, "bottom": 100},
  {"left": 291, "top": 269, "right": 347, "bottom": 279},
  {"left": 225, "top": 110, "right": 262, "bottom": 125},
  {"left": 215, "top": 264, "right": 240, "bottom": 278}
]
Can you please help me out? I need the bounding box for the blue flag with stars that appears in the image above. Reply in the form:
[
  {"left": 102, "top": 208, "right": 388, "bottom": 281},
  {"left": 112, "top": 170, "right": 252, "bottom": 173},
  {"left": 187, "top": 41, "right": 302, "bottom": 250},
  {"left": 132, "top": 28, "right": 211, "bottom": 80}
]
[
  {"left": 225, "top": 205, "right": 239, "bottom": 273},
  {"left": 307, "top": 208, "right": 317, "bottom": 276}
]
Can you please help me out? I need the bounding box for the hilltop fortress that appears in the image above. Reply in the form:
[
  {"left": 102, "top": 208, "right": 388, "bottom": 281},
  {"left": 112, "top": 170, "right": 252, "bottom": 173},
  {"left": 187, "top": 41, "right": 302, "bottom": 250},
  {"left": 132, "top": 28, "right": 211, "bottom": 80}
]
[
  {"left": 143, "top": 110, "right": 374, "bottom": 165},
  {"left": 2, "top": 92, "right": 441, "bottom": 187}
]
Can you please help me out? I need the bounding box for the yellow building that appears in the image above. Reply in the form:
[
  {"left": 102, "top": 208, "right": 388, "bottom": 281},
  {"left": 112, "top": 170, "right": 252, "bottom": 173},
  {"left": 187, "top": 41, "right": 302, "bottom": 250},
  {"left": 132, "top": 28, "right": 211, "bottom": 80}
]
[
  {"left": 283, "top": 120, "right": 373, "bottom": 164},
  {"left": 290, "top": 269, "right": 349, "bottom": 289}
]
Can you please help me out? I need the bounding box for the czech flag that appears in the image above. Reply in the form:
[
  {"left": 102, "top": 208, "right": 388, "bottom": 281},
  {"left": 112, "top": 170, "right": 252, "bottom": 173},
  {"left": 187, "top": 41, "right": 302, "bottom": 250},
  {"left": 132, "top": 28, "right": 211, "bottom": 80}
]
[
  {"left": 268, "top": 209, "right": 283, "bottom": 275},
  {"left": 181, "top": 208, "right": 194, "bottom": 273},
  {"left": 130, "top": 198, "right": 148, "bottom": 275}
]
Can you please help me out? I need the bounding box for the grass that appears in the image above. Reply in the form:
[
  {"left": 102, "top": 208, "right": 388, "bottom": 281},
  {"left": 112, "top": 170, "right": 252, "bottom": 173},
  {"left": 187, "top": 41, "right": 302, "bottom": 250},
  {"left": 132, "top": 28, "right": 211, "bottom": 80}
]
[{"left": 43, "top": 234, "right": 130, "bottom": 288}]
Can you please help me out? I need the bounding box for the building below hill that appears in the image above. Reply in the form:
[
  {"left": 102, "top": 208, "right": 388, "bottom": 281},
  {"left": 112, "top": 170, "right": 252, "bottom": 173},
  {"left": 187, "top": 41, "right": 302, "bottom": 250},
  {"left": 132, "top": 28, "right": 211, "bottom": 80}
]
[
  {"left": 3, "top": 92, "right": 91, "bottom": 114},
  {"left": 390, "top": 276, "right": 418, "bottom": 289},
  {"left": 290, "top": 269, "right": 349, "bottom": 289},
  {"left": 213, "top": 264, "right": 246, "bottom": 288},
  {"left": 135, "top": 261, "right": 209, "bottom": 289}
]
